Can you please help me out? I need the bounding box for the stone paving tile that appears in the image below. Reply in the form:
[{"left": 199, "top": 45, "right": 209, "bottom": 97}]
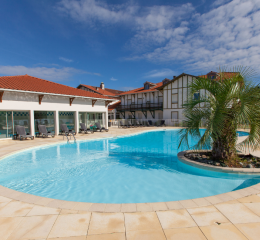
[
  {"left": 226, "top": 191, "right": 244, "bottom": 199},
  {"left": 46, "top": 199, "right": 68, "bottom": 208},
  {"left": 0, "top": 201, "right": 9, "bottom": 210},
  {"left": 204, "top": 196, "right": 223, "bottom": 205},
  {"left": 187, "top": 205, "right": 218, "bottom": 215},
  {"left": 215, "top": 203, "right": 260, "bottom": 224},
  {"left": 0, "top": 217, "right": 24, "bottom": 240},
  {"left": 238, "top": 195, "right": 260, "bottom": 203},
  {"left": 215, "top": 194, "right": 235, "bottom": 202},
  {"left": 179, "top": 200, "right": 198, "bottom": 208},
  {"left": 27, "top": 205, "right": 61, "bottom": 216},
  {"left": 0, "top": 196, "right": 12, "bottom": 203},
  {"left": 15, "top": 193, "right": 43, "bottom": 204},
  {"left": 165, "top": 201, "right": 183, "bottom": 210},
  {"left": 88, "top": 203, "right": 106, "bottom": 212},
  {"left": 60, "top": 201, "right": 78, "bottom": 210},
  {"left": 164, "top": 226, "right": 207, "bottom": 240},
  {"left": 246, "top": 187, "right": 260, "bottom": 195},
  {"left": 48, "top": 213, "right": 91, "bottom": 238},
  {"left": 136, "top": 203, "right": 153, "bottom": 212},
  {"left": 48, "top": 236, "right": 86, "bottom": 240},
  {"left": 121, "top": 204, "right": 136, "bottom": 213},
  {"left": 235, "top": 222, "right": 260, "bottom": 240},
  {"left": 157, "top": 209, "right": 197, "bottom": 229},
  {"left": 86, "top": 233, "right": 125, "bottom": 240},
  {"left": 88, "top": 212, "right": 125, "bottom": 235},
  {"left": 192, "top": 198, "right": 211, "bottom": 207},
  {"left": 190, "top": 211, "right": 230, "bottom": 227},
  {"left": 7, "top": 215, "right": 57, "bottom": 240},
  {"left": 124, "top": 212, "right": 162, "bottom": 232},
  {"left": 72, "top": 202, "right": 93, "bottom": 211},
  {"left": 126, "top": 229, "right": 166, "bottom": 240},
  {"left": 200, "top": 223, "right": 248, "bottom": 240},
  {"left": 0, "top": 201, "right": 34, "bottom": 217},
  {"left": 34, "top": 197, "right": 54, "bottom": 206},
  {"left": 243, "top": 203, "right": 260, "bottom": 216},
  {"left": 60, "top": 209, "right": 79, "bottom": 215},
  {"left": 148, "top": 202, "right": 168, "bottom": 211},
  {"left": 104, "top": 204, "right": 121, "bottom": 213}
]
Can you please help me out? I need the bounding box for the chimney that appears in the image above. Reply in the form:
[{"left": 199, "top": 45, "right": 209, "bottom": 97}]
[
  {"left": 100, "top": 82, "right": 105, "bottom": 90},
  {"left": 173, "top": 76, "right": 176, "bottom": 79}
]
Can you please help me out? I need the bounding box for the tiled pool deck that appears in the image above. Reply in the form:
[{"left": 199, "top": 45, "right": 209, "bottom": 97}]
[{"left": 1, "top": 127, "right": 260, "bottom": 240}]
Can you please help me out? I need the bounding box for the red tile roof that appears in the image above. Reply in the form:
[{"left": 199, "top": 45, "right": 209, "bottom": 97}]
[
  {"left": 0, "top": 75, "right": 115, "bottom": 100},
  {"left": 78, "top": 84, "right": 123, "bottom": 96},
  {"left": 119, "top": 82, "right": 163, "bottom": 95},
  {"left": 108, "top": 101, "right": 121, "bottom": 110}
]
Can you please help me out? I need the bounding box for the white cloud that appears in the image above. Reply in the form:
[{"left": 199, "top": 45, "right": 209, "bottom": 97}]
[
  {"left": 0, "top": 65, "right": 101, "bottom": 81},
  {"left": 57, "top": 0, "right": 260, "bottom": 73},
  {"left": 59, "top": 57, "right": 73, "bottom": 63},
  {"left": 110, "top": 77, "right": 117, "bottom": 81},
  {"left": 143, "top": 69, "right": 175, "bottom": 79}
]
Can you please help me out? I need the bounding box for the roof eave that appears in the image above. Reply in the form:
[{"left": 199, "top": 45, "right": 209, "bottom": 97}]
[{"left": 0, "top": 88, "right": 116, "bottom": 101}]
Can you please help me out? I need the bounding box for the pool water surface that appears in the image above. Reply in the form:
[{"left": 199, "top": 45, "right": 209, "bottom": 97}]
[{"left": 0, "top": 129, "right": 259, "bottom": 203}]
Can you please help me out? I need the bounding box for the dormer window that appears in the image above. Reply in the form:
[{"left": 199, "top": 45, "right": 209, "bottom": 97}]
[{"left": 144, "top": 83, "right": 150, "bottom": 90}]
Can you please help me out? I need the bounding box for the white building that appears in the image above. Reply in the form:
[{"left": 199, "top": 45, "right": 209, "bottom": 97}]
[
  {"left": 158, "top": 73, "right": 198, "bottom": 125},
  {"left": 0, "top": 75, "right": 116, "bottom": 139},
  {"left": 116, "top": 80, "right": 167, "bottom": 122}
]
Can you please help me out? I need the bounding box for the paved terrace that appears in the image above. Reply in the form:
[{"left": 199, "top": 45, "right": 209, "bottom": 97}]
[{"left": 0, "top": 127, "right": 260, "bottom": 240}]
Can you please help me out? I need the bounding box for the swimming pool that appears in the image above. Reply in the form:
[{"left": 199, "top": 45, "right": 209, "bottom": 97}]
[{"left": 0, "top": 129, "right": 258, "bottom": 203}]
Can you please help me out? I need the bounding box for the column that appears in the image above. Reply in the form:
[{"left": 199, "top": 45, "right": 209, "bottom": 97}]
[
  {"left": 30, "top": 110, "right": 35, "bottom": 136},
  {"left": 75, "top": 111, "right": 79, "bottom": 134},
  {"left": 104, "top": 112, "right": 108, "bottom": 129},
  {"left": 54, "top": 110, "right": 59, "bottom": 136}
]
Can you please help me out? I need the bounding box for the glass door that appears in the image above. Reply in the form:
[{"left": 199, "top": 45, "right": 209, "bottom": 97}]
[{"left": 0, "top": 111, "right": 13, "bottom": 138}]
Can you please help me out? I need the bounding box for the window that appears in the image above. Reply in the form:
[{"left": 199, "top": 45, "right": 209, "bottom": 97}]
[
  {"left": 144, "top": 84, "right": 150, "bottom": 90},
  {"left": 158, "top": 112, "right": 163, "bottom": 119},
  {"left": 171, "top": 111, "right": 178, "bottom": 120},
  {"left": 193, "top": 92, "right": 200, "bottom": 101},
  {"left": 138, "top": 113, "right": 142, "bottom": 119},
  {"left": 172, "top": 94, "right": 178, "bottom": 104}
]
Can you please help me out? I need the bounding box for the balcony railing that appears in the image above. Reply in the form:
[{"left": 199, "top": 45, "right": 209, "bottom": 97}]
[{"left": 116, "top": 102, "right": 163, "bottom": 111}]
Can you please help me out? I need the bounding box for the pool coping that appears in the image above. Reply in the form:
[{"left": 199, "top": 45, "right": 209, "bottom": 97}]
[
  {"left": 0, "top": 127, "right": 260, "bottom": 213},
  {"left": 178, "top": 150, "right": 260, "bottom": 174}
]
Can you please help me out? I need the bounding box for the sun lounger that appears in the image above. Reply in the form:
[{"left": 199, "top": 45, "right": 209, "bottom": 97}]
[
  {"left": 147, "top": 120, "right": 153, "bottom": 127},
  {"left": 16, "top": 125, "right": 34, "bottom": 140},
  {"left": 61, "top": 124, "right": 76, "bottom": 135},
  {"left": 38, "top": 125, "right": 55, "bottom": 138},
  {"left": 136, "top": 121, "right": 143, "bottom": 127},
  {"left": 119, "top": 121, "right": 126, "bottom": 128},
  {"left": 157, "top": 120, "right": 166, "bottom": 127},
  {"left": 95, "top": 122, "right": 109, "bottom": 132},
  {"left": 128, "top": 120, "right": 135, "bottom": 128},
  {"left": 80, "top": 123, "right": 94, "bottom": 134}
]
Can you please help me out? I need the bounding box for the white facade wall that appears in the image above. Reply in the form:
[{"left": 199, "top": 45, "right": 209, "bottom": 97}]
[
  {"left": 162, "top": 74, "right": 197, "bottom": 126},
  {"left": 0, "top": 91, "right": 109, "bottom": 136}
]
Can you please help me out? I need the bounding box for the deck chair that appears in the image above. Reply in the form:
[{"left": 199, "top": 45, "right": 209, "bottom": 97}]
[
  {"left": 95, "top": 122, "right": 109, "bottom": 132},
  {"left": 119, "top": 121, "right": 126, "bottom": 128},
  {"left": 136, "top": 121, "right": 143, "bottom": 127},
  {"left": 16, "top": 125, "right": 34, "bottom": 140},
  {"left": 147, "top": 120, "right": 153, "bottom": 127},
  {"left": 61, "top": 124, "right": 76, "bottom": 136},
  {"left": 38, "top": 125, "right": 55, "bottom": 138},
  {"left": 80, "top": 123, "right": 94, "bottom": 134},
  {"left": 128, "top": 120, "right": 135, "bottom": 128},
  {"left": 157, "top": 120, "right": 166, "bottom": 127}
]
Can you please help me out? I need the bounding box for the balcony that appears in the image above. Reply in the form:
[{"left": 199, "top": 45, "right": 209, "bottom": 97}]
[{"left": 116, "top": 102, "right": 163, "bottom": 112}]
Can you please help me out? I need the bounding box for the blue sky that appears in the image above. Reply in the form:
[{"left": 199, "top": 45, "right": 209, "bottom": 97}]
[{"left": 0, "top": 0, "right": 259, "bottom": 90}]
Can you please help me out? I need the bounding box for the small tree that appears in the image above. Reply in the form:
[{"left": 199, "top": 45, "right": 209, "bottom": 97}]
[{"left": 178, "top": 67, "right": 260, "bottom": 162}]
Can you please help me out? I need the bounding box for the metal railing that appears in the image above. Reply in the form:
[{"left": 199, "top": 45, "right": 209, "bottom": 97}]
[{"left": 116, "top": 102, "right": 163, "bottom": 111}]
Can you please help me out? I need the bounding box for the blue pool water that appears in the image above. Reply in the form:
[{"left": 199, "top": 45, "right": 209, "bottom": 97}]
[{"left": 0, "top": 129, "right": 258, "bottom": 203}]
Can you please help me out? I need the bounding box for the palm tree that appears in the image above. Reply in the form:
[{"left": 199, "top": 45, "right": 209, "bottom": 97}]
[{"left": 178, "top": 67, "right": 260, "bottom": 163}]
